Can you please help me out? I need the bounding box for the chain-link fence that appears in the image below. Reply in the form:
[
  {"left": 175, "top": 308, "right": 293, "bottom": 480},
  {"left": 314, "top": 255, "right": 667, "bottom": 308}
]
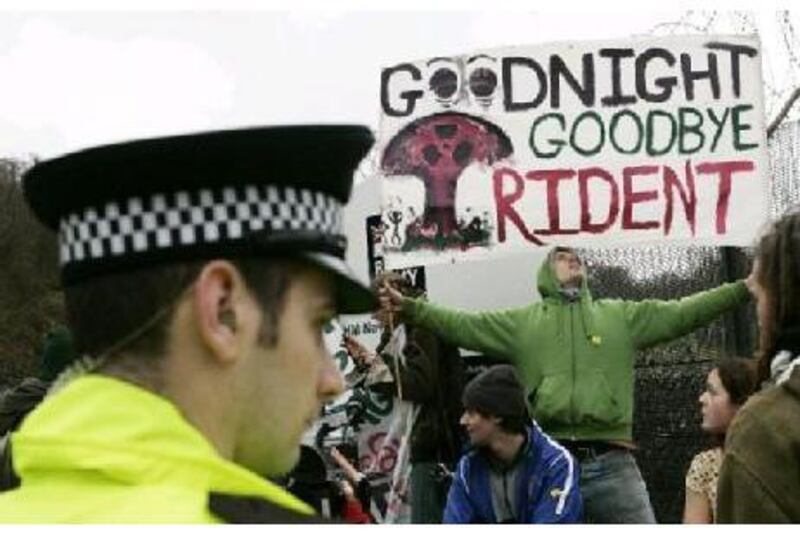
[{"left": 576, "top": 119, "right": 799, "bottom": 523}]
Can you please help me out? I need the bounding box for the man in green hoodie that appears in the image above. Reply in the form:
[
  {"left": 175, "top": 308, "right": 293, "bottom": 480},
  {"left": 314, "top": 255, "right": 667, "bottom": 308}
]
[{"left": 380, "top": 246, "right": 750, "bottom": 523}]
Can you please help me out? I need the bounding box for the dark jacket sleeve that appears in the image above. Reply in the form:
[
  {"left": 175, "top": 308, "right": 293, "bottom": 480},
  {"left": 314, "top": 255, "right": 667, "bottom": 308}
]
[
  {"left": 379, "top": 327, "right": 439, "bottom": 404},
  {"left": 0, "top": 378, "right": 49, "bottom": 435},
  {"left": 623, "top": 281, "right": 749, "bottom": 349}
]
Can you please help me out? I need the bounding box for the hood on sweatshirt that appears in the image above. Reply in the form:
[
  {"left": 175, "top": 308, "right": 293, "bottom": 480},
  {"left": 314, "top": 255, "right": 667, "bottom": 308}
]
[{"left": 536, "top": 247, "right": 602, "bottom": 346}]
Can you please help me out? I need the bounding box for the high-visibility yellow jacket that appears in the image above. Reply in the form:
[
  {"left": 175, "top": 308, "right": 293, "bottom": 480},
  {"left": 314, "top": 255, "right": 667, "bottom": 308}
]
[{"left": 0, "top": 375, "right": 315, "bottom": 523}]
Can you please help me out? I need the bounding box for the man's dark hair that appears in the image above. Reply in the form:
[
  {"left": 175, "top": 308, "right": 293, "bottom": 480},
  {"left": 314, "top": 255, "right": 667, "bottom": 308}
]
[
  {"left": 65, "top": 257, "right": 300, "bottom": 360},
  {"left": 468, "top": 407, "right": 527, "bottom": 436},
  {"left": 496, "top": 414, "right": 528, "bottom": 435}
]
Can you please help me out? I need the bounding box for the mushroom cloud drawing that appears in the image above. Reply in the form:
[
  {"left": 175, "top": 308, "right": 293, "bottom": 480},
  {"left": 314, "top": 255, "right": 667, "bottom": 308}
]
[{"left": 381, "top": 112, "right": 513, "bottom": 246}]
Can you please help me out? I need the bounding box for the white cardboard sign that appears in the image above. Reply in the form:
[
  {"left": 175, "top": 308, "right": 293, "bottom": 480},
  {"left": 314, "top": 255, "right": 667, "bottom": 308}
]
[{"left": 378, "top": 35, "right": 769, "bottom": 269}]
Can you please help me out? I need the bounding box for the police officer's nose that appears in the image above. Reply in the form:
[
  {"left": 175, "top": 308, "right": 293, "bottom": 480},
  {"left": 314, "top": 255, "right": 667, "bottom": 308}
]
[{"left": 318, "top": 354, "right": 345, "bottom": 402}]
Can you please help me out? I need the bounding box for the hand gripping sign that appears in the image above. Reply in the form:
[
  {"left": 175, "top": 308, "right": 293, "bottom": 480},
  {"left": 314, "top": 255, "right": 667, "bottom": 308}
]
[{"left": 377, "top": 35, "right": 770, "bottom": 269}]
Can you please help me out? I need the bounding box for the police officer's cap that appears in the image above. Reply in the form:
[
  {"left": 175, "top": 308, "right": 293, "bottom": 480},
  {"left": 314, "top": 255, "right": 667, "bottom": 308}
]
[{"left": 23, "top": 125, "right": 376, "bottom": 314}]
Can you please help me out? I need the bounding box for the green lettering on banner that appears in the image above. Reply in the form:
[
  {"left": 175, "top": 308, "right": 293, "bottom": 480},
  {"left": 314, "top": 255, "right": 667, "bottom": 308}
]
[
  {"left": 645, "top": 109, "right": 677, "bottom": 156},
  {"left": 530, "top": 112, "right": 566, "bottom": 158},
  {"left": 334, "top": 349, "right": 350, "bottom": 372},
  {"left": 570, "top": 111, "right": 605, "bottom": 156},
  {"left": 706, "top": 107, "right": 730, "bottom": 152},
  {"left": 678, "top": 107, "right": 705, "bottom": 155},
  {"left": 731, "top": 104, "right": 759, "bottom": 151},
  {"left": 609, "top": 109, "right": 644, "bottom": 154},
  {"left": 365, "top": 389, "right": 394, "bottom": 423}
]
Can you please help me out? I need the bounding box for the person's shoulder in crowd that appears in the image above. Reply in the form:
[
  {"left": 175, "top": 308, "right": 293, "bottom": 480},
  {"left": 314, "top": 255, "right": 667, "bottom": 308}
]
[
  {"left": 728, "top": 368, "right": 800, "bottom": 441},
  {"left": 531, "top": 424, "right": 575, "bottom": 473},
  {"left": 725, "top": 367, "right": 800, "bottom": 482}
]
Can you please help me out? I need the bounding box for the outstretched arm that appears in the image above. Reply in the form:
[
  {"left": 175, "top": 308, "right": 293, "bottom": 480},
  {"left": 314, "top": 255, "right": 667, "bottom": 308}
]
[
  {"left": 380, "top": 284, "right": 525, "bottom": 360},
  {"left": 624, "top": 280, "right": 750, "bottom": 349}
]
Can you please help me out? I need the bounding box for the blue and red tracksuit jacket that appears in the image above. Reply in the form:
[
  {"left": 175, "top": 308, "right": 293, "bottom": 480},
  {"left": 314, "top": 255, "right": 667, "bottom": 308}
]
[{"left": 443, "top": 422, "right": 582, "bottom": 524}]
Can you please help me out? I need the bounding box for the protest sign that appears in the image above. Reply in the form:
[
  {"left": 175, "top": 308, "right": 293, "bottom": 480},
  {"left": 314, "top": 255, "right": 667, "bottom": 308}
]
[
  {"left": 312, "top": 317, "right": 413, "bottom": 523},
  {"left": 366, "top": 214, "right": 426, "bottom": 292},
  {"left": 378, "top": 35, "right": 769, "bottom": 269}
]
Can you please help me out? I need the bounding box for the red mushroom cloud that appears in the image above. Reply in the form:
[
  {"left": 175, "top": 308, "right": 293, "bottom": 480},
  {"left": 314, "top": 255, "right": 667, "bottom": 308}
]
[{"left": 381, "top": 112, "right": 513, "bottom": 238}]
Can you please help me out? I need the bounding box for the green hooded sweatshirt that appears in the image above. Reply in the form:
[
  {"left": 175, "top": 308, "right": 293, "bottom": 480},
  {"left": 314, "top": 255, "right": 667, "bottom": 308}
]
[{"left": 402, "top": 254, "right": 749, "bottom": 442}]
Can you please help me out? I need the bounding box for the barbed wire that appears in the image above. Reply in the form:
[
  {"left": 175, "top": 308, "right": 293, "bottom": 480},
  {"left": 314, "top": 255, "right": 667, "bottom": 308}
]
[{"left": 647, "top": 10, "right": 800, "bottom": 131}]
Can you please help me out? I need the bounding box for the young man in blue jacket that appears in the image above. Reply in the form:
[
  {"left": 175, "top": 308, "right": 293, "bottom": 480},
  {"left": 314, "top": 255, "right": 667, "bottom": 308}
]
[{"left": 444, "top": 365, "right": 582, "bottom": 523}]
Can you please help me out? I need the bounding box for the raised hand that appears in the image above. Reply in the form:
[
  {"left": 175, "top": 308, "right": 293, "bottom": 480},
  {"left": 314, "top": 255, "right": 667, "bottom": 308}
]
[
  {"left": 342, "top": 334, "right": 376, "bottom": 366},
  {"left": 330, "top": 446, "right": 364, "bottom": 485},
  {"left": 378, "top": 282, "right": 404, "bottom": 316}
]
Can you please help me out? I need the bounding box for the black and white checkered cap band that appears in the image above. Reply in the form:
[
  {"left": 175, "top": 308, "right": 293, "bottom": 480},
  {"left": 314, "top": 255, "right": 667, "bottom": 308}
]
[{"left": 58, "top": 184, "right": 343, "bottom": 266}]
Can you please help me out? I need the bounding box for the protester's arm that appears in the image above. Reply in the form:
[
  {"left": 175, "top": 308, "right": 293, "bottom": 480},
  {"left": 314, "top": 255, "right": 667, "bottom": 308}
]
[
  {"left": 682, "top": 488, "right": 712, "bottom": 524},
  {"left": 380, "top": 283, "right": 524, "bottom": 359},
  {"left": 443, "top": 460, "right": 476, "bottom": 524},
  {"left": 624, "top": 280, "right": 749, "bottom": 349},
  {"left": 339, "top": 481, "right": 372, "bottom": 524},
  {"left": 329, "top": 447, "right": 365, "bottom": 488},
  {"left": 683, "top": 453, "right": 713, "bottom": 524},
  {"left": 344, "top": 328, "right": 442, "bottom": 403},
  {"left": 342, "top": 334, "right": 377, "bottom": 368},
  {"left": 379, "top": 328, "right": 439, "bottom": 403},
  {"left": 398, "top": 297, "right": 524, "bottom": 361},
  {"left": 529, "top": 451, "right": 582, "bottom": 524}
]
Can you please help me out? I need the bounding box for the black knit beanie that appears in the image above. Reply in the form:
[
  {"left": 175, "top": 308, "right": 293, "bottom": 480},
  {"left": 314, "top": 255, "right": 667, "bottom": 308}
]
[{"left": 462, "top": 364, "right": 528, "bottom": 419}]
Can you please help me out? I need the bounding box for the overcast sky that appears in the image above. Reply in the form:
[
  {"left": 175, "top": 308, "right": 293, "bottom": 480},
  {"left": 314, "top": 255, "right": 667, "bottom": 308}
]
[
  {"left": 0, "top": 9, "right": 691, "bottom": 159},
  {"left": 1, "top": 5, "right": 793, "bottom": 307},
  {"left": 1, "top": 7, "right": 794, "bottom": 160}
]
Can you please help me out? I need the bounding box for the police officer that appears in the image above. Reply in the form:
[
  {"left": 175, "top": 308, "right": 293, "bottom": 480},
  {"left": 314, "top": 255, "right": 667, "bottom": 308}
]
[{"left": 0, "top": 126, "right": 375, "bottom": 523}]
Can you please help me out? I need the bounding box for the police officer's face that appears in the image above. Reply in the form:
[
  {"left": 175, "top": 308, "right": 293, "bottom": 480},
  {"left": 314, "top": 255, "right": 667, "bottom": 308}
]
[{"left": 235, "top": 267, "right": 344, "bottom": 476}]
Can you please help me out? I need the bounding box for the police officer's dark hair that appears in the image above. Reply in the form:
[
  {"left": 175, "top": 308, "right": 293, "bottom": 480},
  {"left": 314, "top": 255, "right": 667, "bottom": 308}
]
[{"left": 65, "top": 257, "right": 298, "bottom": 359}]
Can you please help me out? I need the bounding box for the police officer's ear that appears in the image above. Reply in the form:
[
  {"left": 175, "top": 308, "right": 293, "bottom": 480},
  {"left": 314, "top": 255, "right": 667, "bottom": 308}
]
[{"left": 192, "top": 260, "right": 252, "bottom": 365}]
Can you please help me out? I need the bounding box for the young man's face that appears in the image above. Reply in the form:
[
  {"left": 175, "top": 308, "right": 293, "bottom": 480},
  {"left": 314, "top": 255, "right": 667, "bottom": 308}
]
[
  {"left": 460, "top": 409, "right": 502, "bottom": 447},
  {"left": 552, "top": 249, "right": 583, "bottom": 287},
  {"left": 235, "top": 266, "right": 344, "bottom": 476}
]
